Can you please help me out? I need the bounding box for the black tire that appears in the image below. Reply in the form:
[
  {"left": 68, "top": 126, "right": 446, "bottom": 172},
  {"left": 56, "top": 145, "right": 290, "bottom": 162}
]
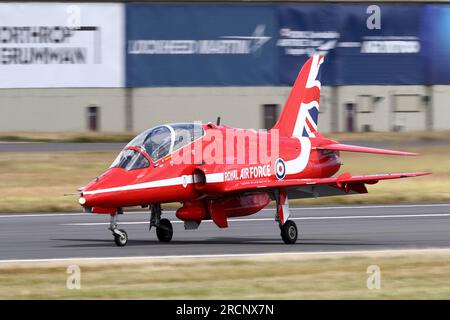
[
  {"left": 114, "top": 229, "right": 128, "bottom": 247},
  {"left": 156, "top": 218, "right": 173, "bottom": 242},
  {"left": 280, "top": 220, "right": 298, "bottom": 244}
]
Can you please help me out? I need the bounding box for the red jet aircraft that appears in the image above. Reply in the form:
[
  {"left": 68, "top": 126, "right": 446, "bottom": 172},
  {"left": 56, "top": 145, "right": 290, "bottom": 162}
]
[{"left": 78, "top": 55, "right": 429, "bottom": 246}]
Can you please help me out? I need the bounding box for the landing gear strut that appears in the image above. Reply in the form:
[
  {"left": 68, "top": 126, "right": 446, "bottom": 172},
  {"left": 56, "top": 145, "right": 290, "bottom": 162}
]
[
  {"left": 150, "top": 204, "right": 173, "bottom": 243},
  {"left": 108, "top": 205, "right": 173, "bottom": 247},
  {"left": 275, "top": 189, "right": 298, "bottom": 244},
  {"left": 109, "top": 213, "right": 128, "bottom": 247}
]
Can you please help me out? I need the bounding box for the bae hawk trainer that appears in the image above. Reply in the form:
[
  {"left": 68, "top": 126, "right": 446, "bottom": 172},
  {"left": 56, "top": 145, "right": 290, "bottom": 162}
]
[{"left": 78, "top": 55, "right": 429, "bottom": 246}]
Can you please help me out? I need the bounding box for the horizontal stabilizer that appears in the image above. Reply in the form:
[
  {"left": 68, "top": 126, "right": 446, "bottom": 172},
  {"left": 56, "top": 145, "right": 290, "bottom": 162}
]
[{"left": 316, "top": 143, "right": 418, "bottom": 156}]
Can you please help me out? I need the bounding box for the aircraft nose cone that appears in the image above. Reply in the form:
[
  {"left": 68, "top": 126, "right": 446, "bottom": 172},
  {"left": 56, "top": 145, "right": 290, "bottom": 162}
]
[
  {"left": 78, "top": 168, "right": 127, "bottom": 210},
  {"left": 79, "top": 191, "right": 99, "bottom": 208},
  {"left": 78, "top": 193, "right": 94, "bottom": 211}
]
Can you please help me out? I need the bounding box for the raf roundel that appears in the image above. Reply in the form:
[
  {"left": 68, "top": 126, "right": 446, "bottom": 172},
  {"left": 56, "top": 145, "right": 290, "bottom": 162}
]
[{"left": 275, "top": 158, "right": 286, "bottom": 180}]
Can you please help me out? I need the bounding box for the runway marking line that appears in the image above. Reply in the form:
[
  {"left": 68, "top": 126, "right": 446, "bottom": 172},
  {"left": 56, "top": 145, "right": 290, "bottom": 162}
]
[
  {"left": 61, "top": 212, "right": 450, "bottom": 226},
  {"left": 0, "top": 203, "right": 449, "bottom": 219},
  {"left": 1, "top": 248, "right": 450, "bottom": 264}
]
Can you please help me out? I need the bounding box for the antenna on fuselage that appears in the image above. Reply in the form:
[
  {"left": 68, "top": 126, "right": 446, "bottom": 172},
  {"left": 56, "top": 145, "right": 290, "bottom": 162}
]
[{"left": 216, "top": 116, "right": 221, "bottom": 126}]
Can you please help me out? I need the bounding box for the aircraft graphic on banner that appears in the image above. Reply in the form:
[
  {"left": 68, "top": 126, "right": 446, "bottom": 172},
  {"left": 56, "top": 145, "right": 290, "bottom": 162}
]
[
  {"left": 221, "top": 24, "right": 271, "bottom": 54},
  {"left": 128, "top": 24, "right": 271, "bottom": 55}
]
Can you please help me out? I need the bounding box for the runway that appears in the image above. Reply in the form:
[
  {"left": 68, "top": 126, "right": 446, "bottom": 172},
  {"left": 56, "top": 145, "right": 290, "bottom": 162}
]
[
  {"left": 1, "top": 204, "right": 450, "bottom": 261},
  {"left": 0, "top": 139, "right": 446, "bottom": 262}
]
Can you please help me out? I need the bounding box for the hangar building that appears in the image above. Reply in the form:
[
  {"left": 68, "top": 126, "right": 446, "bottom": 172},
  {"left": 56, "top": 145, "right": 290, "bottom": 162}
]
[{"left": 0, "top": 1, "right": 449, "bottom": 133}]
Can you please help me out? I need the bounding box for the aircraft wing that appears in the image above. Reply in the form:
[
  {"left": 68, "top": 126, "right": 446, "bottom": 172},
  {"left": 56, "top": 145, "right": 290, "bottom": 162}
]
[{"left": 225, "top": 172, "right": 430, "bottom": 199}]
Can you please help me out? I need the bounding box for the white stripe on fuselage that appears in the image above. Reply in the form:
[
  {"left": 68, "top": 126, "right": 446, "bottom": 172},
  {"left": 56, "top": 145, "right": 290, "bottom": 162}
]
[
  {"left": 82, "top": 173, "right": 226, "bottom": 196},
  {"left": 83, "top": 59, "right": 323, "bottom": 197},
  {"left": 83, "top": 138, "right": 313, "bottom": 196},
  {"left": 83, "top": 134, "right": 315, "bottom": 196},
  {"left": 205, "top": 172, "right": 225, "bottom": 183},
  {"left": 82, "top": 176, "right": 193, "bottom": 195}
]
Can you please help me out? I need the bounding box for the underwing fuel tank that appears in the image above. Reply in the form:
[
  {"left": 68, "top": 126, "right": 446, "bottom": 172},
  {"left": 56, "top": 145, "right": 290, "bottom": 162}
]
[{"left": 176, "top": 193, "right": 271, "bottom": 228}]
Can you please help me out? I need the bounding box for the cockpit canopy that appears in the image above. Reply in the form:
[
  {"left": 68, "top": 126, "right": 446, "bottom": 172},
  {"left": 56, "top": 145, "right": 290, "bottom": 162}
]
[{"left": 110, "top": 123, "right": 204, "bottom": 170}]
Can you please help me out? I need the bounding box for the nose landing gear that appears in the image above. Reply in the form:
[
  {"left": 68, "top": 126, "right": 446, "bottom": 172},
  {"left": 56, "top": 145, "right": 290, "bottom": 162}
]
[
  {"left": 109, "top": 204, "right": 174, "bottom": 247},
  {"left": 150, "top": 204, "right": 173, "bottom": 243},
  {"left": 109, "top": 212, "right": 128, "bottom": 247},
  {"left": 113, "top": 228, "right": 128, "bottom": 247}
]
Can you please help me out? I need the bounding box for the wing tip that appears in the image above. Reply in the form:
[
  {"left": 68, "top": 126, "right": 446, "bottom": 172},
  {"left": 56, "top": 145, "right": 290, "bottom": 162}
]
[
  {"left": 413, "top": 171, "right": 432, "bottom": 177},
  {"left": 399, "top": 171, "right": 432, "bottom": 178},
  {"left": 402, "top": 151, "right": 419, "bottom": 156}
]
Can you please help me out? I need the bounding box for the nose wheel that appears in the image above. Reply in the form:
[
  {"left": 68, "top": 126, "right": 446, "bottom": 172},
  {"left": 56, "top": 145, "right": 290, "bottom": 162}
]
[
  {"left": 109, "top": 213, "right": 128, "bottom": 247},
  {"left": 113, "top": 229, "right": 128, "bottom": 247},
  {"left": 108, "top": 205, "right": 174, "bottom": 246}
]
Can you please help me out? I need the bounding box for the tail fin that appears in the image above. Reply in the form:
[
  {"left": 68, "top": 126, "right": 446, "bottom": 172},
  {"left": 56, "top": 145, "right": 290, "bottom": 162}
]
[{"left": 272, "top": 55, "right": 324, "bottom": 137}]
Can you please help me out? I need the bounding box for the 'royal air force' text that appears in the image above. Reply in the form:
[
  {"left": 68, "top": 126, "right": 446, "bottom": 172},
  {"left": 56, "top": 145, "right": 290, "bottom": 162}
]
[{"left": 224, "top": 164, "right": 271, "bottom": 182}]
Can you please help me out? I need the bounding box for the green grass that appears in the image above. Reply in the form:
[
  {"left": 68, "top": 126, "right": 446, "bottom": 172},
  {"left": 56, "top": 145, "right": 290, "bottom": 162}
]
[
  {"left": 0, "top": 151, "right": 114, "bottom": 212},
  {"left": 0, "top": 145, "right": 448, "bottom": 213},
  {"left": 1, "top": 250, "right": 450, "bottom": 299}
]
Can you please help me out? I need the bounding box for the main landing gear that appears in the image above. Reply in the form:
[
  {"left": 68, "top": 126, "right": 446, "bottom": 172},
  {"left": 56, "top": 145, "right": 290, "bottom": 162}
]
[
  {"left": 150, "top": 204, "right": 173, "bottom": 243},
  {"left": 275, "top": 189, "right": 298, "bottom": 244},
  {"left": 109, "top": 204, "right": 173, "bottom": 247},
  {"left": 279, "top": 220, "right": 298, "bottom": 244}
]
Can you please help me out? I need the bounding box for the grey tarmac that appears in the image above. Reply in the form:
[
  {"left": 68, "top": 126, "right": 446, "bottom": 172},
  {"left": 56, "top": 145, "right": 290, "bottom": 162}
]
[{"left": 1, "top": 204, "right": 450, "bottom": 261}]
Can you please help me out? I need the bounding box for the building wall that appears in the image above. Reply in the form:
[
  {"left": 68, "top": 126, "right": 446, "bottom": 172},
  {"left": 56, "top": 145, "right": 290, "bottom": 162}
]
[
  {"left": 337, "top": 86, "right": 429, "bottom": 132},
  {"left": 0, "top": 88, "right": 127, "bottom": 132},
  {"left": 317, "top": 86, "right": 333, "bottom": 133},
  {"left": 131, "top": 87, "right": 291, "bottom": 132},
  {"left": 0, "top": 85, "right": 448, "bottom": 133},
  {"left": 131, "top": 86, "right": 336, "bottom": 133},
  {"left": 432, "top": 86, "right": 450, "bottom": 131}
]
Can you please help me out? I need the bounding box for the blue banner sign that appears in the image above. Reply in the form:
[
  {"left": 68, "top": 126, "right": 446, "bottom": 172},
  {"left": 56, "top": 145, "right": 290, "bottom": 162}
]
[
  {"left": 421, "top": 4, "right": 450, "bottom": 84},
  {"left": 126, "top": 3, "right": 449, "bottom": 86},
  {"left": 277, "top": 4, "right": 423, "bottom": 85},
  {"left": 126, "top": 4, "right": 278, "bottom": 87},
  {"left": 276, "top": 4, "right": 340, "bottom": 86},
  {"left": 336, "top": 4, "right": 423, "bottom": 85}
]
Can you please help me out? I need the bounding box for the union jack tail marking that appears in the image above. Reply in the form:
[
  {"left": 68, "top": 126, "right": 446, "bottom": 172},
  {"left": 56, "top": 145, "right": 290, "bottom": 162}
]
[{"left": 272, "top": 55, "right": 324, "bottom": 138}]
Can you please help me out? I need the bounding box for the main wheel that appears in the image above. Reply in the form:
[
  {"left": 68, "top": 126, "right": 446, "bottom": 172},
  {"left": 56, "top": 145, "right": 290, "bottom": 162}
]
[
  {"left": 114, "top": 229, "right": 128, "bottom": 247},
  {"left": 280, "top": 220, "right": 298, "bottom": 244},
  {"left": 156, "top": 218, "right": 173, "bottom": 242}
]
